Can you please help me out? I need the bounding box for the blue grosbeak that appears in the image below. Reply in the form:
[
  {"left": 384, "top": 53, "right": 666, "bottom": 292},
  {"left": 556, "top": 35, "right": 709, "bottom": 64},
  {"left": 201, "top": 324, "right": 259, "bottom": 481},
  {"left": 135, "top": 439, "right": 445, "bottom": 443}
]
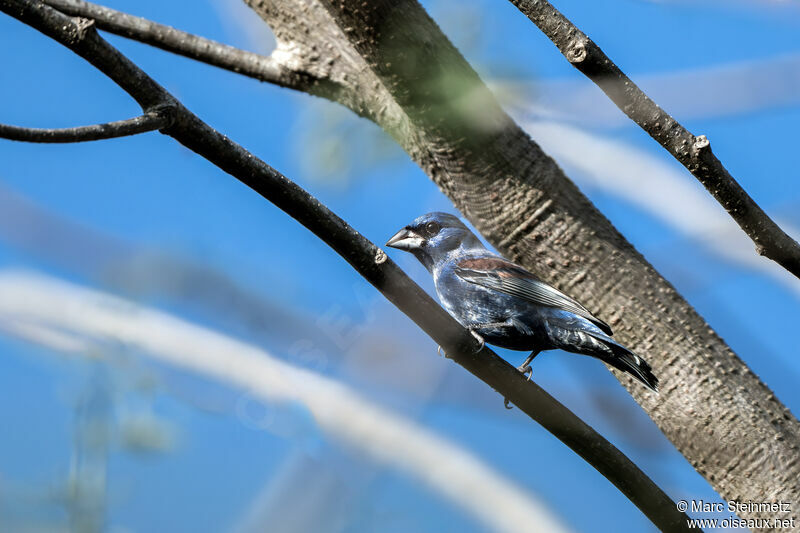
[{"left": 386, "top": 212, "right": 658, "bottom": 396}]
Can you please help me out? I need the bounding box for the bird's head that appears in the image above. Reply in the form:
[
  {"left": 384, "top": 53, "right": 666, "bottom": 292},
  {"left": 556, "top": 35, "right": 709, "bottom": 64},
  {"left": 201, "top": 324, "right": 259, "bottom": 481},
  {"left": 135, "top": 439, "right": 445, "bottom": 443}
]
[{"left": 385, "top": 212, "right": 483, "bottom": 271}]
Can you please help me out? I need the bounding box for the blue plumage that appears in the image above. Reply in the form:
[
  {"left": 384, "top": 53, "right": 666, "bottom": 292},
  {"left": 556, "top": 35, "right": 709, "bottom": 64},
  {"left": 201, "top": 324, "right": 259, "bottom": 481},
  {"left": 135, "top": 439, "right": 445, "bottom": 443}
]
[{"left": 386, "top": 212, "right": 658, "bottom": 393}]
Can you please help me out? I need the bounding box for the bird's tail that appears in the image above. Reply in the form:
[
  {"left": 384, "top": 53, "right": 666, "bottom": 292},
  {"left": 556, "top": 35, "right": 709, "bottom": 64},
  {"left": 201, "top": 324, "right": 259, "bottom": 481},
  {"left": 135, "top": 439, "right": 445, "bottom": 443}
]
[
  {"left": 596, "top": 336, "right": 659, "bottom": 393},
  {"left": 554, "top": 327, "right": 659, "bottom": 392}
]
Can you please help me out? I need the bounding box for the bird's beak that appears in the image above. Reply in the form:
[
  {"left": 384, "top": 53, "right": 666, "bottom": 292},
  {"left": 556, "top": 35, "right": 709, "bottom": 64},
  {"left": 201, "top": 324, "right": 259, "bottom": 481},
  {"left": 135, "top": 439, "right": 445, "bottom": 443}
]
[{"left": 386, "top": 228, "right": 424, "bottom": 251}]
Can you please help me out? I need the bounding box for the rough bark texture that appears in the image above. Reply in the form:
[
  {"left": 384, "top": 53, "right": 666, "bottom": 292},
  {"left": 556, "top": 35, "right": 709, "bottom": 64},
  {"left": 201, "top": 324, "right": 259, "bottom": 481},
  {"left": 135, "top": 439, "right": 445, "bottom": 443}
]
[{"left": 243, "top": 0, "right": 800, "bottom": 523}]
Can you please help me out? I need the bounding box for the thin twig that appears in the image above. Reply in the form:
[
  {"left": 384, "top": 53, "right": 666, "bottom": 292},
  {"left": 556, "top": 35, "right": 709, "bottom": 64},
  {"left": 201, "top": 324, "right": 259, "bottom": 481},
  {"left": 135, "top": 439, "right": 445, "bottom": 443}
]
[
  {"left": 508, "top": 0, "right": 800, "bottom": 279},
  {"left": 0, "top": 1, "right": 693, "bottom": 530},
  {"left": 0, "top": 108, "right": 171, "bottom": 142},
  {"left": 40, "top": 0, "right": 322, "bottom": 93}
]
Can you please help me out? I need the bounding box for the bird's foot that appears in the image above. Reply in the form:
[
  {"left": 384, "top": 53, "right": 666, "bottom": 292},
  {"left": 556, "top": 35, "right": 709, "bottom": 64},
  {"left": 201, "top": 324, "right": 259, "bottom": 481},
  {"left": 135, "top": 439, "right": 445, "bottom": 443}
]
[
  {"left": 468, "top": 329, "right": 485, "bottom": 353},
  {"left": 438, "top": 330, "right": 484, "bottom": 358},
  {"left": 504, "top": 362, "right": 536, "bottom": 409},
  {"left": 516, "top": 364, "right": 533, "bottom": 382}
]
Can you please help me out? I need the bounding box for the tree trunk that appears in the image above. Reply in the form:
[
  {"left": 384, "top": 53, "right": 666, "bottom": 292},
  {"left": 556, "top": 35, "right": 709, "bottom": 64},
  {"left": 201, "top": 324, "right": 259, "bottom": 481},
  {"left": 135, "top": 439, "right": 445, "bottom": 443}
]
[{"left": 244, "top": 0, "right": 800, "bottom": 521}]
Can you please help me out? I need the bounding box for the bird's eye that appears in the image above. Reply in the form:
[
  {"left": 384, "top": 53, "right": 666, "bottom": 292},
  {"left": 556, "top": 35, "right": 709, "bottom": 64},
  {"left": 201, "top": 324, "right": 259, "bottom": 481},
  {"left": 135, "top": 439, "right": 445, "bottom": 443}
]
[{"left": 424, "top": 221, "right": 441, "bottom": 237}]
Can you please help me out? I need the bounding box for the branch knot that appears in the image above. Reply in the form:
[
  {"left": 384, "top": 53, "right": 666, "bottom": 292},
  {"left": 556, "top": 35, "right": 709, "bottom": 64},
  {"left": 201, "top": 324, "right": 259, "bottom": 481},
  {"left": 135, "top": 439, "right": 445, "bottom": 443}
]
[
  {"left": 566, "top": 38, "right": 588, "bottom": 63},
  {"left": 66, "top": 16, "right": 95, "bottom": 44},
  {"left": 148, "top": 102, "right": 178, "bottom": 131},
  {"left": 691, "top": 134, "right": 710, "bottom": 158}
]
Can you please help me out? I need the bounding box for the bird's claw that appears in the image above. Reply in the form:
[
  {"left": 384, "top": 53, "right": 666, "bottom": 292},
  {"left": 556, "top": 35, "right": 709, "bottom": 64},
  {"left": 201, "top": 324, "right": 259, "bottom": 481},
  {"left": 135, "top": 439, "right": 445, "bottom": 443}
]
[
  {"left": 469, "top": 329, "right": 485, "bottom": 353},
  {"left": 517, "top": 364, "right": 533, "bottom": 381},
  {"left": 504, "top": 365, "right": 535, "bottom": 410},
  {"left": 439, "top": 330, "right": 483, "bottom": 358}
]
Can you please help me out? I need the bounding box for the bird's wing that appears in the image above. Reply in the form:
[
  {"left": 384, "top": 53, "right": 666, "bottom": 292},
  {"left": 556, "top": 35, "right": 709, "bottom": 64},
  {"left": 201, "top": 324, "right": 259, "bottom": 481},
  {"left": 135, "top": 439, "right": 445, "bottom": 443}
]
[{"left": 454, "top": 257, "right": 613, "bottom": 335}]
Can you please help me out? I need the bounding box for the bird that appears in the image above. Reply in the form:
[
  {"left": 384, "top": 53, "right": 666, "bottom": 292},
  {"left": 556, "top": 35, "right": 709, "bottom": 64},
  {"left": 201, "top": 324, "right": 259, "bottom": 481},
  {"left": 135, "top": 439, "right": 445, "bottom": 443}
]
[{"left": 385, "top": 212, "right": 658, "bottom": 403}]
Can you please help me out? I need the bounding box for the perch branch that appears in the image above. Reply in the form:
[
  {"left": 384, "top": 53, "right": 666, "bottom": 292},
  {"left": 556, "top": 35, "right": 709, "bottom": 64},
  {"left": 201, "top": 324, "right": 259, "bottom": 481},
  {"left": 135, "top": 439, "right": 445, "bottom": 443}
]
[
  {"left": 0, "top": 1, "right": 692, "bottom": 530},
  {"left": 508, "top": 0, "right": 800, "bottom": 278},
  {"left": 0, "top": 108, "right": 171, "bottom": 142}
]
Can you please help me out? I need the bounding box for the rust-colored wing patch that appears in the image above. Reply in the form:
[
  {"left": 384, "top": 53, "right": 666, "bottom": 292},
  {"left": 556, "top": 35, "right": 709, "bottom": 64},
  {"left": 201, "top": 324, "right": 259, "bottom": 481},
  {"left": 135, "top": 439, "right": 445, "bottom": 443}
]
[
  {"left": 457, "top": 257, "right": 530, "bottom": 278},
  {"left": 455, "top": 256, "right": 613, "bottom": 335}
]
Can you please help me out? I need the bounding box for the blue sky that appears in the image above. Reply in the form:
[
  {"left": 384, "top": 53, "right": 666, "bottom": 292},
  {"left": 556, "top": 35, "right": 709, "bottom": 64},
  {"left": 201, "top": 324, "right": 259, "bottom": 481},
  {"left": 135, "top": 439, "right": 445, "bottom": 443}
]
[{"left": 1, "top": 0, "right": 799, "bottom": 532}]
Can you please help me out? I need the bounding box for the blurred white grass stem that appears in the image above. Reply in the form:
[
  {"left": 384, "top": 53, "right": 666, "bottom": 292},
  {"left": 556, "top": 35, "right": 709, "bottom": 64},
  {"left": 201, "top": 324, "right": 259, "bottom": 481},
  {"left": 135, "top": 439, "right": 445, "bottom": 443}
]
[
  {"left": 519, "top": 119, "right": 800, "bottom": 297},
  {"left": 0, "top": 270, "right": 570, "bottom": 533}
]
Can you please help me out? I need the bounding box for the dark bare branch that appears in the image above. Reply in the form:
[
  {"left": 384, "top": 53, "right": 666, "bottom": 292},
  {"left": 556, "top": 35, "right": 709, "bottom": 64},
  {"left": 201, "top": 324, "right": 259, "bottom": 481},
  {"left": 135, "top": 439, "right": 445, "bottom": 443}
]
[
  {"left": 0, "top": 108, "right": 171, "bottom": 142},
  {"left": 40, "top": 0, "right": 339, "bottom": 97},
  {"left": 508, "top": 0, "right": 800, "bottom": 278},
  {"left": 0, "top": 1, "right": 692, "bottom": 530}
]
